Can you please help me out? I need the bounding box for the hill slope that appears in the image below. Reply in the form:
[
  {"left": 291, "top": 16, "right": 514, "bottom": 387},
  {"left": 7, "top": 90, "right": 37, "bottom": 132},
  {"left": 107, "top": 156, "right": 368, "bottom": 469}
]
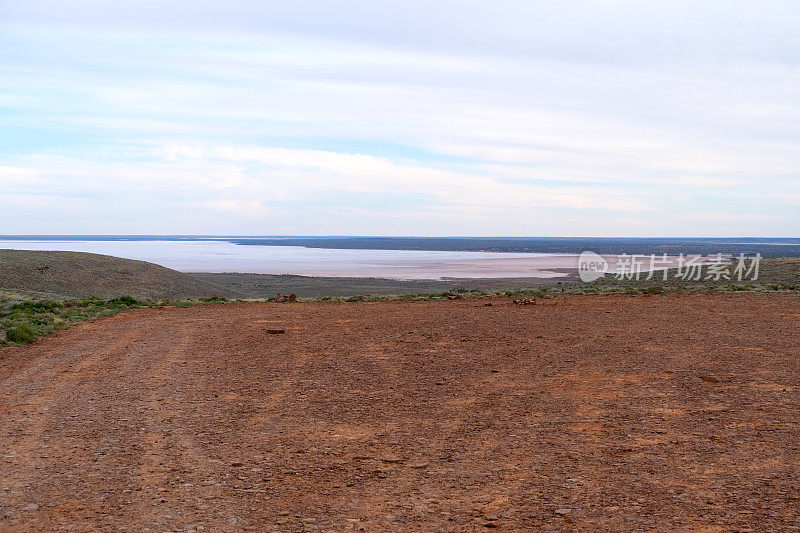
[{"left": 0, "top": 249, "right": 232, "bottom": 299}]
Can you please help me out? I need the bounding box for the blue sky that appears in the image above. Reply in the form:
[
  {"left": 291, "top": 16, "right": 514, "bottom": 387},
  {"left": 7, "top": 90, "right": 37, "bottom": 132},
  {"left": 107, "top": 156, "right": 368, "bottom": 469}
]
[{"left": 1, "top": 1, "right": 798, "bottom": 236}]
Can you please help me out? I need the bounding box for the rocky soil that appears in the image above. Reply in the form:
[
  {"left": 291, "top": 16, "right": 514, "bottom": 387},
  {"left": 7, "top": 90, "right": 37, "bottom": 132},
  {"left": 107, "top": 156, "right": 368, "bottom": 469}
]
[{"left": 1, "top": 293, "right": 799, "bottom": 531}]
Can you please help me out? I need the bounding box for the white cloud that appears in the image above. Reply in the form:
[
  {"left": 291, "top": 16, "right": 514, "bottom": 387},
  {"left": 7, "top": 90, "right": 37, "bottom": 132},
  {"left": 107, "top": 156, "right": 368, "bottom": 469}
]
[
  {"left": 0, "top": 166, "right": 42, "bottom": 187},
  {"left": 0, "top": 194, "right": 88, "bottom": 211},
  {"left": 205, "top": 199, "right": 272, "bottom": 217},
  {"left": 0, "top": 1, "right": 798, "bottom": 235}
]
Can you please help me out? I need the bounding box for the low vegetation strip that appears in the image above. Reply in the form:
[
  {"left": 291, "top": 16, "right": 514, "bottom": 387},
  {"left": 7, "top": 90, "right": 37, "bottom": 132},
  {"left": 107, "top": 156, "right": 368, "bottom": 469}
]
[
  {"left": 0, "top": 295, "right": 228, "bottom": 346},
  {"left": 189, "top": 271, "right": 571, "bottom": 298}
]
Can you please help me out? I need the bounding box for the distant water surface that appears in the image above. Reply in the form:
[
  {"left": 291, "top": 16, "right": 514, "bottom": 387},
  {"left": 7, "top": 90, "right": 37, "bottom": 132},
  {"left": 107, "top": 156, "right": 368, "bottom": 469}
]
[{"left": 0, "top": 240, "right": 579, "bottom": 279}]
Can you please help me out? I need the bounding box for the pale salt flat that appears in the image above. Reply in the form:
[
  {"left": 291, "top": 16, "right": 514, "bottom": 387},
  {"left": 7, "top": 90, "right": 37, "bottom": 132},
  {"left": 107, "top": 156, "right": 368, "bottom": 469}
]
[{"left": 0, "top": 240, "right": 700, "bottom": 280}]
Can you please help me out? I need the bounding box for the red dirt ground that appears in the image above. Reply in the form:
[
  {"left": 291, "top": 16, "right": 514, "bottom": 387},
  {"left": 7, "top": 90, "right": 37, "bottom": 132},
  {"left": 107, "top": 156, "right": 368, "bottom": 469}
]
[{"left": 1, "top": 293, "right": 799, "bottom": 531}]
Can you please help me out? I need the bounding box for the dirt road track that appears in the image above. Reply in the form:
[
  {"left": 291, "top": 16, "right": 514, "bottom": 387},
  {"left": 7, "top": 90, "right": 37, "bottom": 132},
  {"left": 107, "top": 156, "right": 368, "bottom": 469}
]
[{"left": 1, "top": 293, "right": 799, "bottom": 531}]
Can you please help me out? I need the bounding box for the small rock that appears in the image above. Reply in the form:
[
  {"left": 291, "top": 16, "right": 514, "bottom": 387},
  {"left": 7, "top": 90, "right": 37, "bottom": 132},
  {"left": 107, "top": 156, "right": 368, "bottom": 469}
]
[
  {"left": 381, "top": 456, "right": 403, "bottom": 463},
  {"left": 700, "top": 375, "right": 720, "bottom": 383},
  {"left": 554, "top": 508, "right": 572, "bottom": 515},
  {"left": 22, "top": 503, "right": 39, "bottom": 511},
  {"left": 231, "top": 462, "right": 244, "bottom": 467}
]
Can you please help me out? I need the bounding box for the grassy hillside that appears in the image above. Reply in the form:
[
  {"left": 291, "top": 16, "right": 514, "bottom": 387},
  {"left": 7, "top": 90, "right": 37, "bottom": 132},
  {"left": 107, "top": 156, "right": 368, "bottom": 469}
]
[{"left": 0, "top": 249, "right": 232, "bottom": 300}]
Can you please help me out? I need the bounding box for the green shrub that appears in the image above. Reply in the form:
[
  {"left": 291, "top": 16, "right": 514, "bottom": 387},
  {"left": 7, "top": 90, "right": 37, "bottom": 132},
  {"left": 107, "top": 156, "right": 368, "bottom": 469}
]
[
  {"left": 68, "top": 296, "right": 103, "bottom": 307},
  {"left": 7, "top": 324, "right": 36, "bottom": 344},
  {"left": 28, "top": 314, "right": 52, "bottom": 325},
  {"left": 11, "top": 300, "right": 62, "bottom": 313},
  {"left": 107, "top": 295, "right": 140, "bottom": 307},
  {"left": 199, "top": 296, "right": 228, "bottom": 303}
]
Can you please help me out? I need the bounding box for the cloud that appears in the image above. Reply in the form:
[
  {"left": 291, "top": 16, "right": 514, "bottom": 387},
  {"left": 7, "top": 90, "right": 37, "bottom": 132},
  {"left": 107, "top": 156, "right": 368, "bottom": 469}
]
[
  {"left": 163, "top": 143, "right": 658, "bottom": 212},
  {"left": 0, "top": 1, "right": 798, "bottom": 235},
  {"left": 205, "top": 199, "right": 272, "bottom": 217},
  {"left": 0, "top": 194, "right": 88, "bottom": 211},
  {"left": 0, "top": 166, "right": 41, "bottom": 186}
]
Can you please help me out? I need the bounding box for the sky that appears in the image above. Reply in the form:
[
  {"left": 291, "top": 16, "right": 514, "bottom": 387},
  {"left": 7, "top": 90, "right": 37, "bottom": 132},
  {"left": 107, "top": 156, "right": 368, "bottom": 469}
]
[{"left": 0, "top": 0, "right": 798, "bottom": 236}]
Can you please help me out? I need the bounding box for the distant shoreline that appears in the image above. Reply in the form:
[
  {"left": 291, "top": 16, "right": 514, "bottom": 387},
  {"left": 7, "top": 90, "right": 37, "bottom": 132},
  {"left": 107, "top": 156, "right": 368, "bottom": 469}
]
[{"left": 0, "top": 235, "right": 798, "bottom": 258}]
